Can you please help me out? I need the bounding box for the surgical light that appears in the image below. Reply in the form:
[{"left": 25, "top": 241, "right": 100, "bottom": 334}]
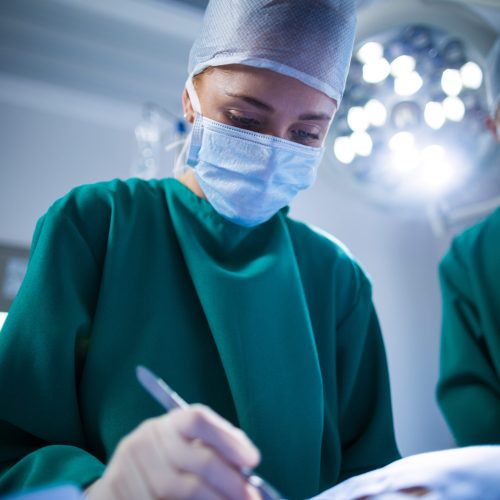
[
  {"left": 443, "top": 96, "right": 465, "bottom": 122},
  {"left": 357, "top": 41, "right": 384, "bottom": 64},
  {"left": 351, "top": 131, "right": 373, "bottom": 157},
  {"left": 391, "top": 55, "right": 416, "bottom": 78},
  {"left": 347, "top": 106, "right": 369, "bottom": 132},
  {"left": 389, "top": 131, "right": 415, "bottom": 151},
  {"left": 364, "top": 99, "right": 387, "bottom": 127},
  {"left": 334, "top": 136, "right": 355, "bottom": 164},
  {"left": 391, "top": 150, "right": 420, "bottom": 173},
  {"left": 441, "top": 69, "right": 463, "bottom": 96},
  {"left": 424, "top": 102, "right": 446, "bottom": 129},
  {"left": 394, "top": 71, "right": 423, "bottom": 96},
  {"left": 420, "top": 145, "right": 454, "bottom": 190},
  {"left": 460, "top": 61, "right": 483, "bottom": 89},
  {"left": 363, "top": 58, "right": 391, "bottom": 84},
  {"left": 442, "top": 39, "right": 466, "bottom": 68},
  {"left": 328, "top": 23, "right": 490, "bottom": 209},
  {"left": 391, "top": 101, "right": 422, "bottom": 130},
  {"left": 405, "top": 25, "right": 433, "bottom": 53}
]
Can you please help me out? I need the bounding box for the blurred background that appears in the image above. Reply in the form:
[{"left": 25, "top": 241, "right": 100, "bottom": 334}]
[{"left": 0, "top": 0, "right": 499, "bottom": 458}]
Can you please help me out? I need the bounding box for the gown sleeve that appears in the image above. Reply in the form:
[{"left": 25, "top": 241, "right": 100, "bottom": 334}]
[
  {"left": 436, "top": 244, "right": 500, "bottom": 445},
  {"left": 0, "top": 205, "right": 105, "bottom": 494},
  {"left": 336, "top": 278, "right": 400, "bottom": 482}
]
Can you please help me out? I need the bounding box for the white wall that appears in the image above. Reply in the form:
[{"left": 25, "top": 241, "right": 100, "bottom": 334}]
[{"left": 0, "top": 97, "right": 134, "bottom": 246}]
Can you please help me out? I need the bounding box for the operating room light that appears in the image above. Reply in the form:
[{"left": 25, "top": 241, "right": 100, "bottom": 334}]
[
  {"left": 334, "top": 136, "right": 355, "bottom": 164},
  {"left": 420, "top": 145, "right": 455, "bottom": 190},
  {"left": 351, "top": 131, "right": 373, "bottom": 157},
  {"left": 460, "top": 61, "right": 483, "bottom": 89},
  {"left": 347, "top": 106, "right": 369, "bottom": 132},
  {"left": 443, "top": 96, "right": 465, "bottom": 122},
  {"left": 391, "top": 150, "right": 420, "bottom": 173},
  {"left": 390, "top": 55, "right": 416, "bottom": 78},
  {"left": 391, "top": 101, "right": 422, "bottom": 130},
  {"left": 394, "top": 71, "right": 423, "bottom": 96},
  {"left": 357, "top": 41, "right": 384, "bottom": 64},
  {"left": 389, "top": 131, "right": 415, "bottom": 151},
  {"left": 364, "top": 99, "right": 387, "bottom": 127},
  {"left": 329, "top": 23, "right": 489, "bottom": 207},
  {"left": 424, "top": 102, "right": 446, "bottom": 129},
  {"left": 363, "top": 58, "right": 391, "bottom": 84},
  {"left": 441, "top": 69, "right": 463, "bottom": 96}
]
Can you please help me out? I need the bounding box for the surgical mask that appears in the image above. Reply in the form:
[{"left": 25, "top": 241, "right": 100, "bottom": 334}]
[{"left": 186, "top": 113, "right": 324, "bottom": 227}]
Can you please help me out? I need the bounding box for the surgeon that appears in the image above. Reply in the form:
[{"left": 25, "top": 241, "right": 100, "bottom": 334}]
[
  {"left": 0, "top": 1, "right": 400, "bottom": 499},
  {"left": 437, "top": 38, "right": 500, "bottom": 446}
]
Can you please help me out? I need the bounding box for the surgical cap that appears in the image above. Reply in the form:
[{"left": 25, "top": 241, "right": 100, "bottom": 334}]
[
  {"left": 187, "top": 0, "right": 357, "bottom": 105},
  {"left": 485, "top": 37, "right": 500, "bottom": 116}
]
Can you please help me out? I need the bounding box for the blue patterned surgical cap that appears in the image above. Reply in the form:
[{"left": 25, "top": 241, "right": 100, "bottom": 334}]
[{"left": 187, "top": 0, "right": 357, "bottom": 105}]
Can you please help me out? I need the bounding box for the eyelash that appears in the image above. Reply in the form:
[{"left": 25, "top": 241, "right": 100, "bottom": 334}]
[
  {"left": 226, "top": 112, "right": 320, "bottom": 142},
  {"left": 292, "top": 129, "right": 320, "bottom": 141},
  {"left": 227, "top": 112, "right": 260, "bottom": 128}
]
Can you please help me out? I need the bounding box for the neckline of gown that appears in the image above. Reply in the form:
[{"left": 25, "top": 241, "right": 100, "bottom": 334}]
[{"left": 162, "top": 176, "right": 325, "bottom": 498}]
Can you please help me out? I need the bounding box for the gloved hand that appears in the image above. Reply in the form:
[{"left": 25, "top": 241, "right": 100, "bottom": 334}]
[{"left": 86, "top": 404, "right": 261, "bottom": 500}]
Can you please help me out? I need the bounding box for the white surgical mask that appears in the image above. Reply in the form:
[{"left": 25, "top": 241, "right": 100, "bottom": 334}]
[{"left": 185, "top": 112, "right": 324, "bottom": 227}]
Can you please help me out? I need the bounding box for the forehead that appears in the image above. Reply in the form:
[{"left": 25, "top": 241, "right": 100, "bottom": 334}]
[{"left": 197, "top": 64, "right": 337, "bottom": 115}]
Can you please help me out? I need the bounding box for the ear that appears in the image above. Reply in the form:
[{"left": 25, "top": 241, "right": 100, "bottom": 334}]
[
  {"left": 485, "top": 115, "right": 499, "bottom": 142},
  {"left": 182, "top": 88, "right": 195, "bottom": 124}
]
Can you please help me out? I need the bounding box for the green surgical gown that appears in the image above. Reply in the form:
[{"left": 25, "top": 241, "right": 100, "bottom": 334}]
[
  {"left": 0, "top": 178, "right": 399, "bottom": 499},
  {"left": 437, "top": 208, "right": 500, "bottom": 446}
]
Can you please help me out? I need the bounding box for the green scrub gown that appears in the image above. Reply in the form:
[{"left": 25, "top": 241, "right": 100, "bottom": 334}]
[
  {"left": 0, "top": 178, "right": 399, "bottom": 499},
  {"left": 437, "top": 208, "right": 500, "bottom": 446}
]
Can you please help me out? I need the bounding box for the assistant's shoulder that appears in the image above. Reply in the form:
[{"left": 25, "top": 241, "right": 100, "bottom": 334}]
[
  {"left": 284, "top": 216, "right": 371, "bottom": 292},
  {"left": 441, "top": 208, "right": 500, "bottom": 274}
]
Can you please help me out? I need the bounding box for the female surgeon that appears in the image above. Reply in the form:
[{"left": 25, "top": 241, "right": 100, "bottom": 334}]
[{"left": 0, "top": 1, "right": 400, "bottom": 499}]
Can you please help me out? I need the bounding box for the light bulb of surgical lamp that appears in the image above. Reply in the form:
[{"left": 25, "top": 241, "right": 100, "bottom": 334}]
[
  {"left": 420, "top": 145, "right": 454, "bottom": 190},
  {"left": 460, "top": 61, "right": 483, "bottom": 89},
  {"left": 363, "top": 58, "right": 391, "bottom": 84},
  {"left": 391, "top": 150, "right": 420, "bottom": 173},
  {"left": 364, "top": 99, "right": 387, "bottom": 127},
  {"left": 441, "top": 69, "right": 463, "bottom": 96},
  {"left": 357, "top": 41, "right": 384, "bottom": 64},
  {"left": 389, "top": 131, "right": 415, "bottom": 152},
  {"left": 391, "top": 55, "right": 416, "bottom": 78},
  {"left": 443, "top": 96, "right": 465, "bottom": 122},
  {"left": 334, "top": 136, "right": 355, "bottom": 164},
  {"left": 421, "top": 144, "right": 445, "bottom": 163},
  {"left": 347, "top": 106, "right": 369, "bottom": 132},
  {"left": 424, "top": 102, "right": 446, "bottom": 129},
  {"left": 394, "top": 71, "right": 423, "bottom": 96},
  {"left": 351, "top": 132, "right": 373, "bottom": 157}
]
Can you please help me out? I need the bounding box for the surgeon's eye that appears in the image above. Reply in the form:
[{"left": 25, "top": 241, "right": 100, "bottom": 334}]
[
  {"left": 291, "top": 129, "right": 321, "bottom": 144},
  {"left": 226, "top": 112, "right": 261, "bottom": 129}
]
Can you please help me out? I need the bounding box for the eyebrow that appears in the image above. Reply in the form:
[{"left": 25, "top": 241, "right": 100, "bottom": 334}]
[{"left": 225, "top": 92, "right": 331, "bottom": 121}]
